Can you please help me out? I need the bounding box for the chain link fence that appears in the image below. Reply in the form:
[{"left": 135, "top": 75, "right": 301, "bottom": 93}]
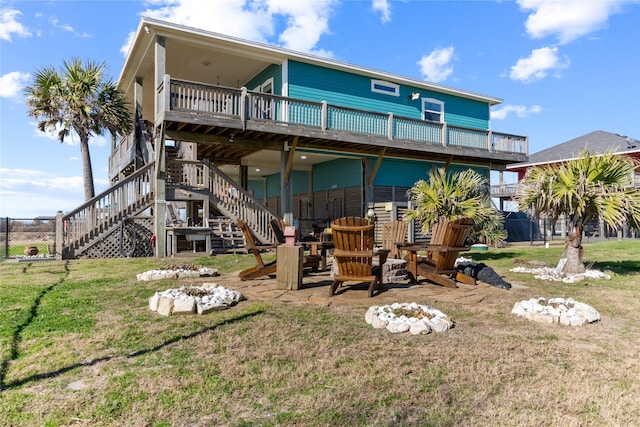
[{"left": 1, "top": 217, "right": 56, "bottom": 260}]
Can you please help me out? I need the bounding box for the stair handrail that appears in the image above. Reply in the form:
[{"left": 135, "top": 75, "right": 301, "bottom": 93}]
[
  {"left": 58, "top": 162, "right": 156, "bottom": 257},
  {"left": 205, "top": 160, "right": 279, "bottom": 243}
]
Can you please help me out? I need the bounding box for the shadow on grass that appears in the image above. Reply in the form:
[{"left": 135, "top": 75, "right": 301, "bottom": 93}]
[
  {"left": 463, "top": 251, "right": 521, "bottom": 262},
  {"left": 0, "top": 261, "right": 71, "bottom": 391},
  {"left": 1, "top": 308, "right": 264, "bottom": 391},
  {"left": 591, "top": 260, "right": 640, "bottom": 276},
  {"left": 0, "top": 259, "right": 263, "bottom": 390}
]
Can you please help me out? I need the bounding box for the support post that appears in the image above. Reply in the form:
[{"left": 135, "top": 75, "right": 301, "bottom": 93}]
[
  {"left": 281, "top": 150, "right": 294, "bottom": 226},
  {"left": 276, "top": 245, "right": 303, "bottom": 290}
]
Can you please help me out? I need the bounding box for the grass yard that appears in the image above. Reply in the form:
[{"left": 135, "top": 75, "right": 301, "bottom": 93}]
[{"left": 1, "top": 241, "right": 639, "bottom": 426}]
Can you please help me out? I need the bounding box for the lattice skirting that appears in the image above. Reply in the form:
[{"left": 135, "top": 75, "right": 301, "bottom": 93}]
[{"left": 79, "top": 217, "right": 155, "bottom": 259}]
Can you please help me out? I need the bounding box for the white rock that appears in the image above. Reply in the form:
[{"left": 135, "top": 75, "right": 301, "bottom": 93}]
[
  {"left": 157, "top": 296, "right": 174, "bottom": 316},
  {"left": 409, "top": 321, "right": 431, "bottom": 335},
  {"left": 149, "top": 292, "right": 160, "bottom": 311},
  {"left": 173, "top": 296, "right": 196, "bottom": 315},
  {"left": 570, "top": 313, "right": 586, "bottom": 326},
  {"left": 572, "top": 301, "right": 600, "bottom": 323},
  {"left": 387, "top": 321, "right": 410, "bottom": 333},
  {"left": 364, "top": 307, "right": 377, "bottom": 324},
  {"left": 428, "top": 318, "right": 453, "bottom": 333},
  {"left": 559, "top": 312, "right": 572, "bottom": 326},
  {"left": 371, "top": 315, "right": 388, "bottom": 329}
]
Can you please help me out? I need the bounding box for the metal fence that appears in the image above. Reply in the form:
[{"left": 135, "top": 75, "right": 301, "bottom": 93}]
[
  {"left": 504, "top": 214, "right": 640, "bottom": 245},
  {"left": 1, "top": 217, "right": 56, "bottom": 260}
]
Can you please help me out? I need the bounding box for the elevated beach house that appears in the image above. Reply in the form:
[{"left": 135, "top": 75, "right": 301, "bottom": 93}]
[{"left": 56, "top": 17, "right": 528, "bottom": 259}]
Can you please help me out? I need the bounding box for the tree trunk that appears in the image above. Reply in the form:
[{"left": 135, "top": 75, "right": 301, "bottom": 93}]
[
  {"left": 563, "top": 228, "right": 585, "bottom": 274},
  {"left": 79, "top": 135, "right": 95, "bottom": 201}
]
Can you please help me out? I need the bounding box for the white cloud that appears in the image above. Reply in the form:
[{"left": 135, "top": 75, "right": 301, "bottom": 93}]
[
  {"left": 491, "top": 104, "right": 542, "bottom": 120},
  {"left": 48, "top": 16, "right": 74, "bottom": 32},
  {"left": 518, "top": 0, "right": 623, "bottom": 44},
  {"left": 0, "top": 71, "right": 30, "bottom": 98},
  {"left": 417, "top": 46, "right": 455, "bottom": 83},
  {"left": 0, "top": 168, "right": 111, "bottom": 217},
  {"left": 30, "top": 122, "right": 110, "bottom": 147},
  {"left": 372, "top": 0, "right": 392, "bottom": 23},
  {"left": 267, "top": 0, "right": 337, "bottom": 53},
  {"left": 0, "top": 168, "right": 84, "bottom": 192},
  {"left": 124, "top": 0, "right": 338, "bottom": 56},
  {"left": 509, "top": 46, "right": 569, "bottom": 83},
  {"left": 0, "top": 7, "right": 31, "bottom": 41}
]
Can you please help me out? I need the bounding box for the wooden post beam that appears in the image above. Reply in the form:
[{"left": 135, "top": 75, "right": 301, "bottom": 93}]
[
  {"left": 284, "top": 135, "right": 299, "bottom": 184},
  {"left": 368, "top": 147, "right": 387, "bottom": 186}
]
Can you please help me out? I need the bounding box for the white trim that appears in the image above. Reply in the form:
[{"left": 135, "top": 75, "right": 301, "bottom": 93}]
[
  {"left": 282, "top": 59, "right": 289, "bottom": 97},
  {"left": 371, "top": 79, "right": 400, "bottom": 97},
  {"left": 260, "top": 77, "right": 274, "bottom": 94}
]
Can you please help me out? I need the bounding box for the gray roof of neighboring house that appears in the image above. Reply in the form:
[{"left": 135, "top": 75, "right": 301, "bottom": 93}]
[{"left": 508, "top": 130, "right": 640, "bottom": 170}]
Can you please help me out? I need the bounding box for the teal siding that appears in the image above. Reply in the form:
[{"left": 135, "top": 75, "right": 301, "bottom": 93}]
[
  {"left": 248, "top": 180, "right": 264, "bottom": 199},
  {"left": 245, "top": 64, "right": 282, "bottom": 94},
  {"left": 264, "top": 170, "right": 310, "bottom": 197},
  {"left": 312, "top": 158, "right": 361, "bottom": 191},
  {"left": 287, "top": 60, "right": 489, "bottom": 130},
  {"left": 374, "top": 159, "right": 488, "bottom": 187},
  {"left": 266, "top": 174, "right": 280, "bottom": 197},
  {"left": 373, "top": 159, "right": 433, "bottom": 187}
]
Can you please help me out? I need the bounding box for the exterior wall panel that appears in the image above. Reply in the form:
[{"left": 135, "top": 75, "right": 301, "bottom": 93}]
[{"left": 288, "top": 60, "right": 490, "bottom": 130}]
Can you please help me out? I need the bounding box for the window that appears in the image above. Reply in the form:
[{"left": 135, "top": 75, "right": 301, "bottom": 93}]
[
  {"left": 422, "top": 98, "right": 444, "bottom": 123},
  {"left": 253, "top": 78, "right": 274, "bottom": 119},
  {"left": 371, "top": 79, "right": 400, "bottom": 96}
]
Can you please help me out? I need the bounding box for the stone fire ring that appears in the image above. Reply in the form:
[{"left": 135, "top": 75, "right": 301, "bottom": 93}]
[
  {"left": 137, "top": 267, "right": 218, "bottom": 281},
  {"left": 512, "top": 297, "right": 600, "bottom": 326},
  {"left": 149, "top": 284, "right": 244, "bottom": 316},
  {"left": 365, "top": 302, "right": 454, "bottom": 335}
]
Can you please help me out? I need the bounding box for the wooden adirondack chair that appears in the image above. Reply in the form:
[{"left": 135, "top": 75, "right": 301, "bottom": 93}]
[
  {"left": 237, "top": 219, "right": 279, "bottom": 280},
  {"left": 409, "top": 217, "right": 475, "bottom": 287},
  {"left": 237, "top": 219, "right": 320, "bottom": 281},
  {"left": 330, "top": 217, "right": 389, "bottom": 297},
  {"left": 381, "top": 220, "right": 408, "bottom": 259}
]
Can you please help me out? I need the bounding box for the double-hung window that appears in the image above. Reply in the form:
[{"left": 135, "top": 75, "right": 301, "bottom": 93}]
[{"left": 422, "top": 98, "right": 444, "bottom": 123}]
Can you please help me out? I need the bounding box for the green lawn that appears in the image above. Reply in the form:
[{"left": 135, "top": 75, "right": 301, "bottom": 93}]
[{"left": 1, "top": 241, "right": 639, "bottom": 426}]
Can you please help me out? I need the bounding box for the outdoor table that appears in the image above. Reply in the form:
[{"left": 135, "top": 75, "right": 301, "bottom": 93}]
[
  {"left": 302, "top": 240, "right": 334, "bottom": 270},
  {"left": 166, "top": 227, "right": 212, "bottom": 256}
]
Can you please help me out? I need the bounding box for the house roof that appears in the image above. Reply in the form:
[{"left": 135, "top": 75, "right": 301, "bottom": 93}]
[
  {"left": 118, "top": 17, "right": 503, "bottom": 106},
  {"left": 507, "top": 130, "right": 640, "bottom": 173}
]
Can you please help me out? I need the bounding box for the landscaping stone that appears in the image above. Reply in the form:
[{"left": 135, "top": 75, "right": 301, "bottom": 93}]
[
  {"left": 509, "top": 265, "right": 610, "bottom": 283},
  {"left": 149, "top": 285, "right": 244, "bottom": 316},
  {"left": 137, "top": 266, "right": 218, "bottom": 281},
  {"left": 511, "top": 297, "right": 600, "bottom": 326},
  {"left": 365, "top": 302, "right": 454, "bottom": 334},
  {"left": 157, "top": 296, "right": 174, "bottom": 317}
]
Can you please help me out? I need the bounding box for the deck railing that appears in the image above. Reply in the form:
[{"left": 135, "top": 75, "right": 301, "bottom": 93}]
[
  {"left": 167, "top": 159, "right": 278, "bottom": 243},
  {"left": 490, "top": 183, "right": 518, "bottom": 198},
  {"left": 159, "top": 76, "right": 528, "bottom": 155},
  {"left": 58, "top": 163, "right": 155, "bottom": 257}
]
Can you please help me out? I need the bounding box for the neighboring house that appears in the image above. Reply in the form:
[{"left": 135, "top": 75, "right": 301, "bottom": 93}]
[
  {"left": 507, "top": 130, "right": 640, "bottom": 180},
  {"left": 494, "top": 130, "right": 640, "bottom": 240},
  {"left": 57, "top": 17, "right": 528, "bottom": 259}
]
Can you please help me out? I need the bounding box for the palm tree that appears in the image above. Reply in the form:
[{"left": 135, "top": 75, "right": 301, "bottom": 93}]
[
  {"left": 24, "top": 58, "right": 132, "bottom": 201},
  {"left": 514, "top": 149, "right": 640, "bottom": 274},
  {"left": 405, "top": 167, "right": 507, "bottom": 246}
]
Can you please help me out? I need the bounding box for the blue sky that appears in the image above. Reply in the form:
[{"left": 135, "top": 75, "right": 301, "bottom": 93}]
[{"left": 1, "top": 0, "right": 639, "bottom": 218}]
